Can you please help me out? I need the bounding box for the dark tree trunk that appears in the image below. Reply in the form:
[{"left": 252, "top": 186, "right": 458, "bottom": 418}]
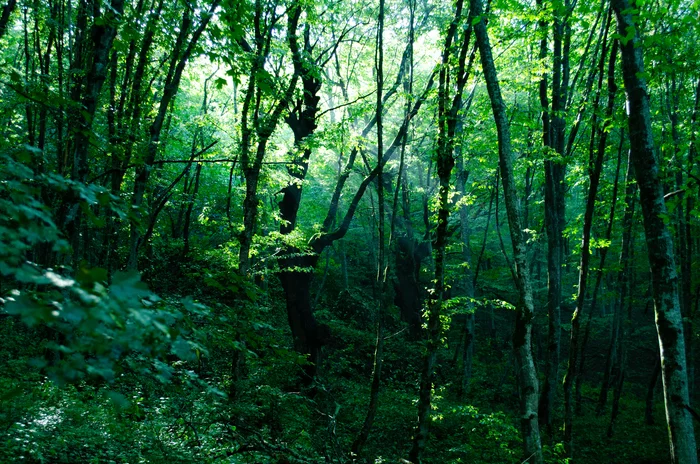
[
  {"left": 409, "top": 2, "right": 472, "bottom": 460},
  {"left": 394, "top": 237, "right": 428, "bottom": 338},
  {"left": 535, "top": 0, "right": 564, "bottom": 430},
  {"left": 0, "top": 0, "right": 16, "bottom": 39},
  {"left": 278, "top": 257, "right": 322, "bottom": 380},
  {"left": 581, "top": 131, "right": 623, "bottom": 417},
  {"left": 66, "top": 0, "right": 125, "bottom": 267},
  {"left": 571, "top": 33, "right": 617, "bottom": 419},
  {"left": 128, "top": 0, "right": 220, "bottom": 270},
  {"left": 598, "top": 151, "right": 636, "bottom": 415},
  {"left": 612, "top": 1, "right": 697, "bottom": 462},
  {"left": 563, "top": 23, "right": 615, "bottom": 453}
]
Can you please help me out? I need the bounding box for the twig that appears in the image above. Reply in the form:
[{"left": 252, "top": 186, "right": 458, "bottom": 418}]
[
  {"left": 384, "top": 327, "right": 408, "bottom": 340},
  {"left": 317, "top": 90, "right": 376, "bottom": 119}
]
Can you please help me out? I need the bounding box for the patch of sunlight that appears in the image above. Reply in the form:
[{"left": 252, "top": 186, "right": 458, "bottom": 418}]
[{"left": 32, "top": 406, "right": 63, "bottom": 428}]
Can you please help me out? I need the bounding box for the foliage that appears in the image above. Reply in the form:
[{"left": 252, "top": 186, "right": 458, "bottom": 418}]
[{"left": 0, "top": 0, "right": 698, "bottom": 462}]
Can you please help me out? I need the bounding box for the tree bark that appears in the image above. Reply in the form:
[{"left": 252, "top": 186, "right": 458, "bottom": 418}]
[
  {"left": 0, "top": 0, "right": 16, "bottom": 39},
  {"left": 353, "top": 0, "right": 386, "bottom": 453},
  {"left": 471, "top": 1, "right": 543, "bottom": 461},
  {"left": 128, "top": 0, "right": 220, "bottom": 269},
  {"left": 612, "top": 1, "right": 698, "bottom": 462},
  {"left": 598, "top": 150, "right": 636, "bottom": 416},
  {"left": 409, "top": 2, "right": 472, "bottom": 460}
]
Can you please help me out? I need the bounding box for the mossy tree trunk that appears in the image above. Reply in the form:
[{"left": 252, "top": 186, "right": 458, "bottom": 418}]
[
  {"left": 470, "top": 0, "right": 543, "bottom": 461},
  {"left": 612, "top": 1, "right": 698, "bottom": 462}
]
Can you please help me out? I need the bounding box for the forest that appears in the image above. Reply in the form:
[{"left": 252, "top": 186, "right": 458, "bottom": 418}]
[{"left": 0, "top": 0, "right": 699, "bottom": 462}]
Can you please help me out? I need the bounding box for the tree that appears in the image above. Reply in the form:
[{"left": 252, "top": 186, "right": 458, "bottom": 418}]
[
  {"left": 471, "top": 0, "right": 543, "bottom": 461},
  {"left": 409, "top": 0, "right": 474, "bottom": 459},
  {"left": 611, "top": 0, "right": 697, "bottom": 462}
]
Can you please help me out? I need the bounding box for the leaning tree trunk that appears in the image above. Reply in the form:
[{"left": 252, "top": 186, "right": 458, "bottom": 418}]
[
  {"left": 471, "top": 0, "right": 543, "bottom": 461},
  {"left": 612, "top": 1, "right": 698, "bottom": 462}
]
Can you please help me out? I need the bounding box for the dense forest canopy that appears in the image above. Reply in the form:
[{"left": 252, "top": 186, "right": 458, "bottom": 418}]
[{"left": 0, "top": 0, "right": 699, "bottom": 462}]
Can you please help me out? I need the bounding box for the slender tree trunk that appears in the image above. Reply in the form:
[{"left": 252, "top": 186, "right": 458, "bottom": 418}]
[
  {"left": 182, "top": 162, "right": 202, "bottom": 256},
  {"left": 473, "top": 184, "right": 495, "bottom": 339},
  {"left": 606, "top": 368, "right": 625, "bottom": 437},
  {"left": 607, "top": 237, "right": 635, "bottom": 436},
  {"left": 409, "top": 1, "right": 472, "bottom": 460},
  {"left": 535, "top": 0, "right": 563, "bottom": 431},
  {"left": 128, "top": 0, "right": 220, "bottom": 269},
  {"left": 598, "top": 151, "right": 636, "bottom": 415},
  {"left": 612, "top": 1, "right": 697, "bottom": 462},
  {"left": 573, "top": 32, "right": 618, "bottom": 416},
  {"left": 456, "top": 57, "right": 477, "bottom": 397},
  {"left": 563, "top": 25, "right": 615, "bottom": 453},
  {"left": 458, "top": 164, "right": 475, "bottom": 396},
  {"left": 471, "top": 1, "right": 543, "bottom": 461},
  {"left": 581, "top": 132, "right": 623, "bottom": 417},
  {"left": 353, "top": 0, "right": 385, "bottom": 454}
]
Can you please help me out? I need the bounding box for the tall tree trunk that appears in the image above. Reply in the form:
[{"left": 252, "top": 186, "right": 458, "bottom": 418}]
[
  {"left": 471, "top": 1, "right": 543, "bottom": 461},
  {"left": 563, "top": 23, "right": 615, "bottom": 453},
  {"left": 409, "top": 1, "right": 472, "bottom": 460},
  {"left": 353, "top": 0, "right": 385, "bottom": 453},
  {"left": 607, "top": 234, "right": 635, "bottom": 437},
  {"left": 535, "top": 0, "right": 565, "bottom": 431},
  {"left": 612, "top": 1, "right": 698, "bottom": 462},
  {"left": 581, "top": 132, "right": 623, "bottom": 416},
  {"left": 128, "top": 0, "right": 220, "bottom": 269},
  {"left": 66, "top": 0, "right": 125, "bottom": 267},
  {"left": 598, "top": 151, "right": 636, "bottom": 415},
  {"left": 573, "top": 28, "right": 618, "bottom": 418},
  {"left": 457, "top": 150, "right": 475, "bottom": 397}
]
